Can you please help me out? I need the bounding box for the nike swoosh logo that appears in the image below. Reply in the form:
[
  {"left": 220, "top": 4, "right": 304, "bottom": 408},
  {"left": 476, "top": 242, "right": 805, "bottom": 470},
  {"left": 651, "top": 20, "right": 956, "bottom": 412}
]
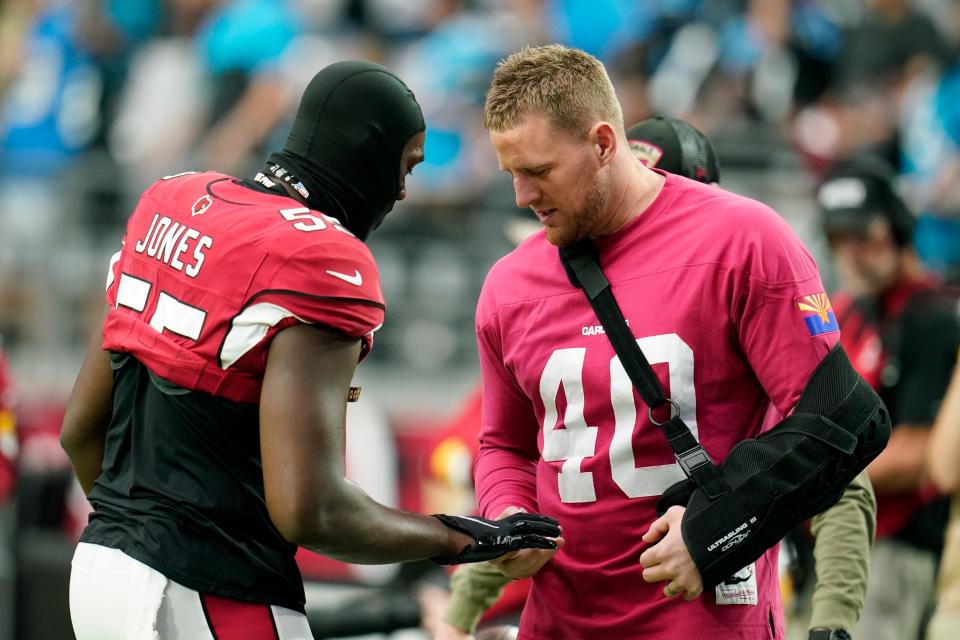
[
  {"left": 460, "top": 516, "right": 498, "bottom": 529},
  {"left": 326, "top": 269, "right": 363, "bottom": 286}
]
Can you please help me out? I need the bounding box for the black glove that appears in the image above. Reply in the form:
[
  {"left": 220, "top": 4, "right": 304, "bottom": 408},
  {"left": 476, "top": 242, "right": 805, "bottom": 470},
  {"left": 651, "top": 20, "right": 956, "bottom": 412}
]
[{"left": 432, "top": 512, "right": 561, "bottom": 564}]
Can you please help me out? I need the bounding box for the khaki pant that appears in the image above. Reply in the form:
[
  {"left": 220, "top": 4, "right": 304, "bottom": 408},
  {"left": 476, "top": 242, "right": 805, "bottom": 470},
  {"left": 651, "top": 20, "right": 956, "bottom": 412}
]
[
  {"left": 855, "top": 538, "right": 937, "bottom": 640},
  {"left": 926, "top": 610, "right": 960, "bottom": 640}
]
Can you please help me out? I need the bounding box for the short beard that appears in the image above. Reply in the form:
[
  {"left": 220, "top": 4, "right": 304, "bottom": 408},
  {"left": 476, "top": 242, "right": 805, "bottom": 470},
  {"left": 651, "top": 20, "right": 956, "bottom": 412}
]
[{"left": 546, "top": 172, "right": 607, "bottom": 247}]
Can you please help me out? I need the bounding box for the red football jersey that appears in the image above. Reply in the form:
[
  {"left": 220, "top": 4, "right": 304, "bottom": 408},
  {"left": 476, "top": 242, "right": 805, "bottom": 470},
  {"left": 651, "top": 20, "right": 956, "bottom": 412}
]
[
  {"left": 475, "top": 172, "right": 839, "bottom": 639},
  {"left": 0, "top": 344, "right": 16, "bottom": 502},
  {"left": 102, "top": 172, "right": 384, "bottom": 403}
]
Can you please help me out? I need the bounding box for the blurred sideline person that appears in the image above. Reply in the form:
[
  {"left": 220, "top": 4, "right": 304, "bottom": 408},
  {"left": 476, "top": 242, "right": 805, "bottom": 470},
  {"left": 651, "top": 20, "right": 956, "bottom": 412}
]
[
  {"left": 927, "top": 350, "right": 960, "bottom": 640},
  {"left": 471, "top": 45, "right": 887, "bottom": 639},
  {"left": 430, "top": 117, "right": 875, "bottom": 640},
  {"left": 0, "top": 339, "right": 14, "bottom": 509},
  {"left": 59, "top": 60, "right": 560, "bottom": 640},
  {"left": 0, "top": 339, "right": 15, "bottom": 640},
  {"left": 817, "top": 156, "right": 960, "bottom": 640}
]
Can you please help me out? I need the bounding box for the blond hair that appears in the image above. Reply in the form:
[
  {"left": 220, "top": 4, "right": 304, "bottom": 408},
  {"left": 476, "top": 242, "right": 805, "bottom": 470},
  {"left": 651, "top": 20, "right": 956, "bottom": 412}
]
[{"left": 483, "top": 44, "right": 624, "bottom": 135}]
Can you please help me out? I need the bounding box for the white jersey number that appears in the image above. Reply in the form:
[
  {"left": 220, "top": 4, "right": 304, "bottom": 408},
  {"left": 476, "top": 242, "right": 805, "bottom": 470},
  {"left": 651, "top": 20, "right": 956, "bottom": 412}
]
[
  {"left": 114, "top": 272, "right": 206, "bottom": 340},
  {"left": 539, "top": 333, "right": 698, "bottom": 503},
  {"left": 278, "top": 207, "right": 353, "bottom": 236}
]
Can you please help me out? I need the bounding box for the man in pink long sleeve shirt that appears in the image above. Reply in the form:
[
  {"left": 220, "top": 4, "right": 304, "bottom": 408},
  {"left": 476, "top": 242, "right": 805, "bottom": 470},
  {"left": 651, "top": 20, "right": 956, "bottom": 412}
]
[{"left": 474, "top": 45, "right": 844, "bottom": 639}]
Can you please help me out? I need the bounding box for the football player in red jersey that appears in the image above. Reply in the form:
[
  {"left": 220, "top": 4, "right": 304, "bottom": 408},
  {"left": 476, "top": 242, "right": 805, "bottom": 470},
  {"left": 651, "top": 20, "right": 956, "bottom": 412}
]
[
  {"left": 473, "top": 45, "right": 888, "bottom": 639},
  {"left": 59, "top": 60, "right": 560, "bottom": 640}
]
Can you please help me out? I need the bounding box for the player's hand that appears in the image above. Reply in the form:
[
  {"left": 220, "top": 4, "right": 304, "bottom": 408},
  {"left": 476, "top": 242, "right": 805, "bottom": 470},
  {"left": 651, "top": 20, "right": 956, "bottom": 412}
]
[
  {"left": 419, "top": 585, "right": 475, "bottom": 640},
  {"left": 488, "top": 543, "right": 565, "bottom": 580},
  {"left": 432, "top": 620, "right": 475, "bottom": 640},
  {"left": 432, "top": 508, "right": 562, "bottom": 564},
  {"left": 488, "top": 507, "right": 564, "bottom": 579},
  {"left": 639, "top": 505, "right": 703, "bottom": 600},
  {"left": 418, "top": 584, "right": 453, "bottom": 637}
]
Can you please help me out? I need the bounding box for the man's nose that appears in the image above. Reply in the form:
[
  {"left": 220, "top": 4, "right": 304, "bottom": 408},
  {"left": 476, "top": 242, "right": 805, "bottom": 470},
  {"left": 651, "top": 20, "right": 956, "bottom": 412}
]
[{"left": 514, "top": 176, "right": 540, "bottom": 209}]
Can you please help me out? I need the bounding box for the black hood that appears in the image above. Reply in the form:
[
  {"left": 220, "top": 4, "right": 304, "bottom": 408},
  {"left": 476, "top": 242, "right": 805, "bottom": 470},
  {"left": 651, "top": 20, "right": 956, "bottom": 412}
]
[{"left": 264, "top": 60, "right": 425, "bottom": 240}]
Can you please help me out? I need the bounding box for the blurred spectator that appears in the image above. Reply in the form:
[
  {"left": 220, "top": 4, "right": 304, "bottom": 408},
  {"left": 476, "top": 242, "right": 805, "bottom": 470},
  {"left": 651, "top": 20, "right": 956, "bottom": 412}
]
[
  {"left": 77, "top": 0, "right": 162, "bottom": 148},
  {"left": 784, "top": 0, "right": 843, "bottom": 110},
  {"left": 0, "top": 0, "right": 100, "bottom": 178},
  {"left": 793, "top": 0, "right": 950, "bottom": 171},
  {"left": 0, "top": 0, "right": 102, "bottom": 353},
  {"left": 835, "top": 0, "right": 950, "bottom": 90},
  {"left": 193, "top": 0, "right": 300, "bottom": 171},
  {"left": 358, "top": 0, "right": 445, "bottom": 39},
  {"left": 926, "top": 349, "right": 960, "bottom": 640},
  {"left": 0, "top": 0, "right": 158, "bottom": 353},
  {"left": 395, "top": 0, "right": 550, "bottom": 207},
  {"left": 109, "top": 0, "right": 301, "bottom": 186},
  {"left": 608, "top": 40, "right": 656, "bottom": 129},
  {"left": 901, "top": 61, "right": 960, "bottom": 283},
  {"left": 0, "top": 0, "right": 37, "bottom": 99},
  {"left": 546, "top": 0, "right": 652, "bottom": 63},
  {"left": 817, "top": 155, "right": 960, "bottom": 640},
  {"left": 39, "top": 1, "right": 164, "bottom": 251}
]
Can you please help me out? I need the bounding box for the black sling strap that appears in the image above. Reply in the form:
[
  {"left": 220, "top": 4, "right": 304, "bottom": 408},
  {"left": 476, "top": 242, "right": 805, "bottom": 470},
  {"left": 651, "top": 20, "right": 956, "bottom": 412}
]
[{"left": 558, "top": 239, "right": 730, "bottom": 499}]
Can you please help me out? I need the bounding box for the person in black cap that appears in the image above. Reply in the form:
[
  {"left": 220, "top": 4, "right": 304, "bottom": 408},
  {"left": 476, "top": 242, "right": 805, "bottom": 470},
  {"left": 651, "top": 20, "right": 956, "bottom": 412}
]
[
  {"left": 60, "top": 60, "right": 561, "bottom": 640},
  {"left": 819, "top": 155, "right": 959, "bottom": 640},
  {"left": 820, "top": 155, "right": 919, "bottom": 297},
  {"left": 626, "top": 116, "right": 720, "bottom": 185}
]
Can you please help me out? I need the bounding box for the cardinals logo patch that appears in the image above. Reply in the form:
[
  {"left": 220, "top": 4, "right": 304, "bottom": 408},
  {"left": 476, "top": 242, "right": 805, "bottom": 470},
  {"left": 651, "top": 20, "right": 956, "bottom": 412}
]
[
  {"left": 628, "top": 139, "right": 664, "bottom": 168},
  {"left": 796, "top": 292, "right": 840, "bottom": 337},
  {"left": 191, "top": 195, "right": 213, "bottom": 217}
]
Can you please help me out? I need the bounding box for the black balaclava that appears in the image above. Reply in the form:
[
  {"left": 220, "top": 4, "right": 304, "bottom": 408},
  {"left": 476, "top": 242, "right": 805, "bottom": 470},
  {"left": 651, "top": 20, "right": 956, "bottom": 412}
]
[{"left": 263, "top": 60, "right": 425, "bottom": 240}]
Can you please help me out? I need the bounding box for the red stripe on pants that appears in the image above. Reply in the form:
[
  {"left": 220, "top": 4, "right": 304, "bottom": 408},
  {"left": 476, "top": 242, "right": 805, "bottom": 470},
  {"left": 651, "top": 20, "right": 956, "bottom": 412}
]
[{"left": 200, "top": 593, "right": 279, "bottom": 640}]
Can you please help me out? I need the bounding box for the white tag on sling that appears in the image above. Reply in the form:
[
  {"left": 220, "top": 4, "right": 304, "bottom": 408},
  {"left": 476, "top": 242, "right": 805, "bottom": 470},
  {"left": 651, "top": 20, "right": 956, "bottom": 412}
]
[{"left": 715, "top": 562, "right": 758, "bottom": 605}]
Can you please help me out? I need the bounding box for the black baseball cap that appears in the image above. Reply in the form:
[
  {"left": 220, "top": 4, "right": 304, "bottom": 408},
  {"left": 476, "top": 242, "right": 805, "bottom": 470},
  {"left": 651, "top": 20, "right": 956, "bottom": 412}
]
[
  {"left": 817, "top": 155, "right": 914, "bottom": 246},
  {"left": 626, "top": 116, "right": 720, "bottom": 184}
]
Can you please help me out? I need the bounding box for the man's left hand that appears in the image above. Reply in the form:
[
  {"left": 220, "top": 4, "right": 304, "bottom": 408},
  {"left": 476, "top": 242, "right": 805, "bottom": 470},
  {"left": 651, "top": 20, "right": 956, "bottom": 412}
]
[
  {"left": 639, "top": 505, "right": 703, "bottom": 600},
  {"left": 486, "top": 506, "right": 563, "bottom": 579}
]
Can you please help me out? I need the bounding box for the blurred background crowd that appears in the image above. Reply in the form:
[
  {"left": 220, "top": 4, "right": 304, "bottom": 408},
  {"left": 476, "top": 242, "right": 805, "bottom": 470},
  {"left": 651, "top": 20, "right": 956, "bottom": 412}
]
[{"left": 1, "top": 0, "right": 960, "bottom": 638}]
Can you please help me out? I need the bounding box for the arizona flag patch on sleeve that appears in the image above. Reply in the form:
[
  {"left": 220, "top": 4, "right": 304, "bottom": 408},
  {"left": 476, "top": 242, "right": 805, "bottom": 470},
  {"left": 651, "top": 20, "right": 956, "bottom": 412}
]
[{"left": 796, "top": 292, "right": 840, "bottom": 337}]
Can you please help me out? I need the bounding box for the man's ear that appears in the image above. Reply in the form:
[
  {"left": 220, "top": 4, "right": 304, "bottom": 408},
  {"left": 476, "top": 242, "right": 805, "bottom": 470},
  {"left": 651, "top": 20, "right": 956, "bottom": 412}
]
[{"left": 590, "top": 121, "right": 618, "bottom": 167}]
